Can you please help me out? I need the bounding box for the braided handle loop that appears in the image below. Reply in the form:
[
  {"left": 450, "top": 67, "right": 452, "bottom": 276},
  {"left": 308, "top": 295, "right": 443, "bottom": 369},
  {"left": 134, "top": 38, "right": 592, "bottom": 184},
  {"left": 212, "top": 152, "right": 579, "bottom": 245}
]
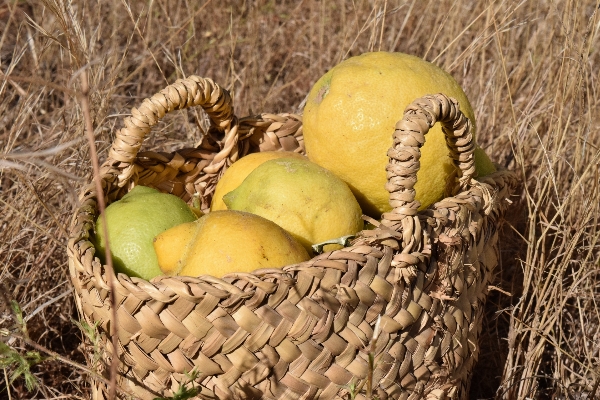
[
  {"left": 107, "top": 76, "right": 237, "bottom": 186},
  {"left": 383, "top": 93, "right": 476, "bottom": 221}
]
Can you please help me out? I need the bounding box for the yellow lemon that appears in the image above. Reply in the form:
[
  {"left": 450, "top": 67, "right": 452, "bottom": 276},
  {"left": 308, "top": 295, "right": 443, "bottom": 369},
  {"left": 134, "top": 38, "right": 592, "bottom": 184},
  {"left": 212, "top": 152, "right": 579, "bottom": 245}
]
[
  {"left": 211, "top": 151, "right": 306, "bottom": 211},
  {"left": 223, "top": 157, "right": 364, "bottom": 253},
  {"left": 153, "top": 210, "right": 310, "bottom": 278},
  {"left": 303, "top": 51, "right": 495, "bottom": 217},
  {"left": 94, "top": 185, "right": 197, "bottom": 280}
]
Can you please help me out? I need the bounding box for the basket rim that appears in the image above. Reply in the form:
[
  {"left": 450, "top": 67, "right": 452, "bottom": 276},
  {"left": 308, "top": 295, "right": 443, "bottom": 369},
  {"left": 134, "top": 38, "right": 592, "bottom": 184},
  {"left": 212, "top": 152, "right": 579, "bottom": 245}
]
[{"left": 68, "top": 163, "right": 517, "bottom": 295}]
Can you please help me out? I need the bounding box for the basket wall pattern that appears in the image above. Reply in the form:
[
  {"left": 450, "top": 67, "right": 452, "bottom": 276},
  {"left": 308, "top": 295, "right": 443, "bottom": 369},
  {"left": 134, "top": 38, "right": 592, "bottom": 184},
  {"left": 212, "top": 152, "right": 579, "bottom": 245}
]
[{"left": 67, "top": 76, "right": 518, "bottom": 400}]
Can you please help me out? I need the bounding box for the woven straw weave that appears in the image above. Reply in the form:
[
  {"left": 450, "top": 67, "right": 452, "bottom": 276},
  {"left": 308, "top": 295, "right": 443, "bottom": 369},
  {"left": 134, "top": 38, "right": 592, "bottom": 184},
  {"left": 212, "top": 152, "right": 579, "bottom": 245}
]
[{"left": 67, "top": 76, "right": 518, "bottom": 400}]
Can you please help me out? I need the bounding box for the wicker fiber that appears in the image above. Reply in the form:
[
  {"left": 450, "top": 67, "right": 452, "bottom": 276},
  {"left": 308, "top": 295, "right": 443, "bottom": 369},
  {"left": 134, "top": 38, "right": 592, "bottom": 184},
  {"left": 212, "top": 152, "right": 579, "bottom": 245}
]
[{"left": 67, "top": 76, "right": 518, "bottom": 400}]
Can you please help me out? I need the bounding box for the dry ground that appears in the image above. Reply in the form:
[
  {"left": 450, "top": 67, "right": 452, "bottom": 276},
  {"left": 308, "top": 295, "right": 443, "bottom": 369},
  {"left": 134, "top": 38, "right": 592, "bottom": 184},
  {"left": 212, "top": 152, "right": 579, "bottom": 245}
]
[{"left": 1, "top": 0, "right": 599, "bottom": 399}]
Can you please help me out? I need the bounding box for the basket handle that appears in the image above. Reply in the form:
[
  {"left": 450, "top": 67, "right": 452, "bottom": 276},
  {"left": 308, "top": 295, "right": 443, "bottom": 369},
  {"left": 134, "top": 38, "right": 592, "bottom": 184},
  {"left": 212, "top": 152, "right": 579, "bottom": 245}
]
[
  {"left": 106, "top": 76, "right": 237, "bottom": 186},
  {"left": 382, "top": 93, "right": 476, "bottom": 223}
]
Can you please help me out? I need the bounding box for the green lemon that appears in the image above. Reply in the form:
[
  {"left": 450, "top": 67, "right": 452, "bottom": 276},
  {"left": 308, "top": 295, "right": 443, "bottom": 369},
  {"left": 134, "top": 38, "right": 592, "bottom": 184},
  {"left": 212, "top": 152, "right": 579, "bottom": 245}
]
[{"left": 94, "top": 185, "right": 197, "bottom": 280}]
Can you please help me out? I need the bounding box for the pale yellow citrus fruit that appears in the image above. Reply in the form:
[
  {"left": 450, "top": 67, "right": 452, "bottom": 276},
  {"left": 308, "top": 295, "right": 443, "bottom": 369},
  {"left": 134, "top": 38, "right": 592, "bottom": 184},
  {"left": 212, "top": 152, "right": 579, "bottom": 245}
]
[
  {"left": 223, "top": 157, "right": 364, "bottom": 253},
  {"left": 210, "top": 151, "right": 306, "bottom": 211},
  {"left": 303, "top": 51, "right": 496, "bottom": 217},
  {"left": 94, "top": 185, "right": 197, "bottom": 280},
  {"left": 153, "top": 210, "right": 310, "bottom": 278}
]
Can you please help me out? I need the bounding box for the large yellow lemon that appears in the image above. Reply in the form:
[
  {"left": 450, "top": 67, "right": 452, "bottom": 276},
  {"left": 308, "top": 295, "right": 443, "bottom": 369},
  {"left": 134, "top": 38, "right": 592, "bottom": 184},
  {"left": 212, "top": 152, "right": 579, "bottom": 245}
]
[
  {"left": 303, "top": 51, "right": 495, "bottom": 217},
  {"left": 153, "top": 210, "right": 310, "bottom": 278},
  {"left": 94, "top": 185, "right": 198, "bottom": 280},
  {"left": 210, "top": 151, "right": 306, "bottom": 211},
  {"left": 223, "top": 157, "right": 364, "bottom": 253}
]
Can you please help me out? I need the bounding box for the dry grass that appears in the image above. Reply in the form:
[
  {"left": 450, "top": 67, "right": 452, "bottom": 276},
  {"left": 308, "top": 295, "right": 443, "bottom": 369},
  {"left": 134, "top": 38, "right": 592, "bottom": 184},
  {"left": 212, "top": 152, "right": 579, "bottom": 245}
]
[{"left": 0, "top": 0, "right": 599, "bottom": 399}]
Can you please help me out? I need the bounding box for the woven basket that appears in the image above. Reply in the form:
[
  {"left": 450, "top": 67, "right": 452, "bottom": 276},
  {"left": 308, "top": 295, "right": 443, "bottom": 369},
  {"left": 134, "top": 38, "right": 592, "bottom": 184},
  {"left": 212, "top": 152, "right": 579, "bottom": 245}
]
[{"left": 67, "top": 76, "right": 518, "bottom": 400}]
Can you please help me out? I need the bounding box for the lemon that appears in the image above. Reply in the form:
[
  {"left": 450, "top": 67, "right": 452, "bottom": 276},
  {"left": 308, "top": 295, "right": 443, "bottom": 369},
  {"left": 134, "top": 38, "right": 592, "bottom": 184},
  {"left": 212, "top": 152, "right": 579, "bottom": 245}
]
[
  {"left": 223, "top": 157, "right": 364, "bottom": 253},
  {"left": 303, "top": 51, "right": 495, "bottom": 217},
  {"left": 211, "top": 151, "right": 306, "bottom": 211},
  {"left": 153, "top": 210, "right": 310, "bottom": 278},
  {"left": 94, "top": 185, "right": 197, "bottom": 280}
]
